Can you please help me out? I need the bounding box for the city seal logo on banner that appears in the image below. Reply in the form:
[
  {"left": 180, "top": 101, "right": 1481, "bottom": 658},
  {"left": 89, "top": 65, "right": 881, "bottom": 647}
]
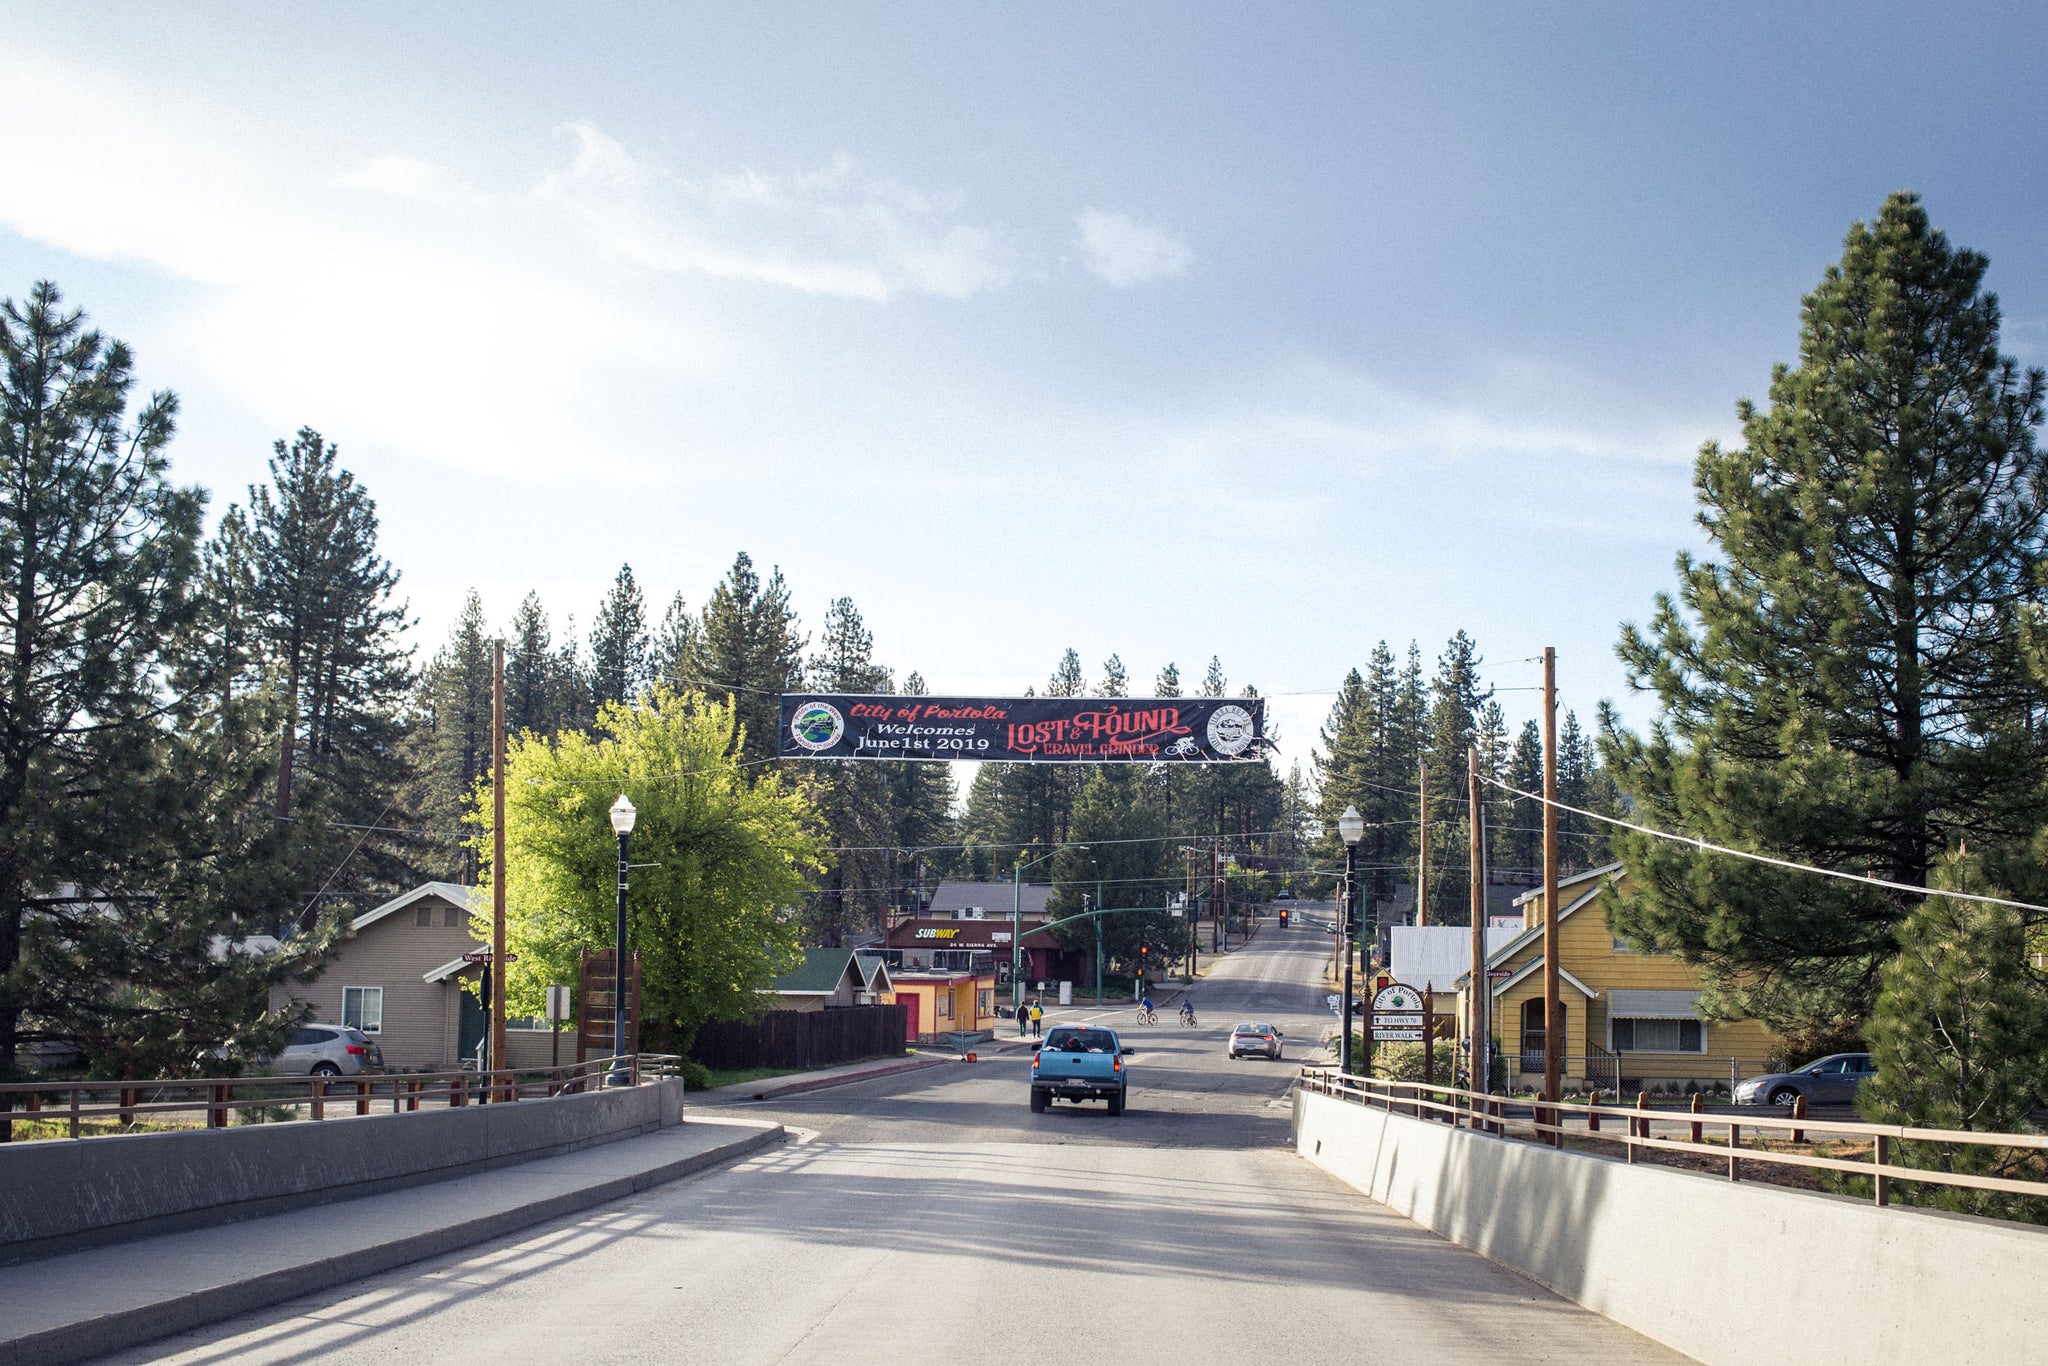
[
  {"left": 789, "top": 701, "right": 845, "bottom": 752},
  {"left": 1205, "top": 704, "right": 1256, "bottom": 757}
]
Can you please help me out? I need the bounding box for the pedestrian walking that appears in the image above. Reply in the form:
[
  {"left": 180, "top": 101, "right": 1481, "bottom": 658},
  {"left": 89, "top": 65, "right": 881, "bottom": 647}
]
[
  {"left": 1030, "top": 1000, "right": 1044, "bottom": 1037},
  {"left": 1016, "top": 1001, "right": 1029, "bottom": 1036}
]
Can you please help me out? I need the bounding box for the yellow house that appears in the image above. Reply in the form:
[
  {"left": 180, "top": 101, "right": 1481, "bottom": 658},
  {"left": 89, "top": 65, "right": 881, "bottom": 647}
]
[
  {"left": 1454, "top": 863, "right": 1781, "bottom": 1094},
  {"left": 885, "top": 970, "right": 996, "bottom": 1043}
]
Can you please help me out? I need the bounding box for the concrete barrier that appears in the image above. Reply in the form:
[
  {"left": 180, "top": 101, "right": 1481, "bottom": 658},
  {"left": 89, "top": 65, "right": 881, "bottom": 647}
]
[
  {"left": 1294, "top": 1088, "right": 2047, "bottom": 1366},
  {"left": 0, "top": 1078, "right": 683, "bottom": 1263}
]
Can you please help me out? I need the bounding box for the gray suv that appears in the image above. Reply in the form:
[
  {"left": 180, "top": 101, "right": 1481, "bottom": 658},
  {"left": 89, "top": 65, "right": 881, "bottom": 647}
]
[
  {"left": 280, "top": 1024, "right": 383, "bottom": 1076},
  {"left": 1734, "top": 1052, "right": 1874, "bottom": 1108}
]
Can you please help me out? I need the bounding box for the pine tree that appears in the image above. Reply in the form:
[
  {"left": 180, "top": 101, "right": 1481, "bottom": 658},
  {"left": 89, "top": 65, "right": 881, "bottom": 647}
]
[
  {"left": 505, "top": 591, "right": 558, "bottom": 737},
  {"left": 798, "top": 597, "right": 895, "bottom": 944},
  {"left": 651, "top": 592, "right": 697, "bottom": 693},
  {"left": 410, "top": 591, "right": 495, "bottom": 881},
  {"left": 686, "top": 552, "right": 804, "bottom": 766},
  {"left": 1608, "top": 194, "right": 2048, "bottom": 1035},
  {"left": 1154, "top": 662, "right": 1181, "bottom": 697},
  {"left": 1421, "top": 632, "right": 1492, "bottom": 922},
  {"left": 884, "top": 670, "right": 957, "bottom": 902},
  {"left": 1048, "top": 648, "right": 1085, "bottom": 697},
  {"left": 1099, "top": 654, "right": 1129, "bottom": 698},
  {"left": 0, "top": 282, "right": 336, "bottom": 1099},
  {"left": 1200, "top": 656, "right": 1227, "bottom": 698},
  {"left": 247, "top": 428, "right": 412, "bottom": 831},
  {"left": 588, "top": 564, "right": 648, "bottom": 711},
  {"left": 1501, "top": 721, "right": 1545, "bottom": 878}
]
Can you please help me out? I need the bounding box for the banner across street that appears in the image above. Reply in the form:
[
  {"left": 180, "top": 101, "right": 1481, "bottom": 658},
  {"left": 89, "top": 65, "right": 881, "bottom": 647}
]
[{"left": 779, "top": 694, "right": 1268, "bottom": 763}]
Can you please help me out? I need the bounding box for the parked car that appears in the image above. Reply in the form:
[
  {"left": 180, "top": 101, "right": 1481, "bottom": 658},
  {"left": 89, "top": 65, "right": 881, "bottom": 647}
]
[
  {"left": 279, "top": 1024, "right": 383, "bottom": 1077},
  {"left": 1030, "top": 1026, "right": 1132, "bottom": 1115},
  {"left": 1733, "top": 1052, "right": 1874, "bottom": 1108},
  {"left": 1228, "top": 1022, "right": 1284, "bottom": 1060}
]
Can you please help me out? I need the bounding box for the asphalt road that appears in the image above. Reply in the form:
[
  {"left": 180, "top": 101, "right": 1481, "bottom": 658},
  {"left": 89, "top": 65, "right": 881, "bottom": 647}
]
[{"left": 102, "top": 919, "right": 1687, "bottom": 1365}]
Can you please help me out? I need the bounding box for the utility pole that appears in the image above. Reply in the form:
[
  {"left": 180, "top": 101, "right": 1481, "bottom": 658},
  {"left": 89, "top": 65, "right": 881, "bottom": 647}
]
[
  {"left": 1468, "top": 744, "right": 1488, "bottom": 1100},
  {"left": 1185, "top": 846, "right": 1198, "bottom": 977},
  {"left": 490, "top": 640, "right": 508, "bottom": 1099},
  {"left": 1542, "top": 646, "right": 1562, "bottom": 1122},
  {"left": 1416, "top": 761, "right": 1429, "bottom": 928}
]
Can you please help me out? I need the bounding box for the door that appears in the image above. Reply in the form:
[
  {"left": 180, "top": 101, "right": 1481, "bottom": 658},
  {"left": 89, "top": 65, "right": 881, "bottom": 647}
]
[
  {"left": 1521, "top": 998, "right": 1566, "bottom": 1077},
  {"left": 901, "top": 992, "right": 920, "bottom": 1042},
  {"left": 457, "top": 986, "right": 486, "bottom": 1068}
]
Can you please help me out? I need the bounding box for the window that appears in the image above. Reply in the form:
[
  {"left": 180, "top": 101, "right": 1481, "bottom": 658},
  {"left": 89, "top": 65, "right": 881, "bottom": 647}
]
[
  {"left": 443, "top": 905, "right": 463, "bottom": 928},
  {"left": 978, "top": 988, "right": 993, "bottom": 1015},
  {"left": 415, "top": 906, "right": 433, "bottom": 927},
  {"left": 937, "top": 992, "right": 952, "bottom": 1019},
  {"left": 342, "top": 986, "right": 384, "bottom": 1034},
  {"left": 1611, "top": 1017, "right": 1703, "bottom": 1053}
]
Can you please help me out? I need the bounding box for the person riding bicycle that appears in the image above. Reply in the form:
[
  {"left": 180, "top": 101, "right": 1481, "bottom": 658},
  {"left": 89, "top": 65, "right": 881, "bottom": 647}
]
[
  {"left": 1178, "top": 999, "right": 1195, "bottom": 1024},
  {"left": 1140, "top": 995, "right": 1154, "bottom": 1017}
]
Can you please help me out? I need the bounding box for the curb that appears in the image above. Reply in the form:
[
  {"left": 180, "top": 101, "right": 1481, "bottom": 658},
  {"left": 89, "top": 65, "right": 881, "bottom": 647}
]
[
  {"left": 734, "top": 1056, "right": 951, "bottom": 1101},
  {"left": 0, "top": 1124, "right": 786, "bottom": 1366}
]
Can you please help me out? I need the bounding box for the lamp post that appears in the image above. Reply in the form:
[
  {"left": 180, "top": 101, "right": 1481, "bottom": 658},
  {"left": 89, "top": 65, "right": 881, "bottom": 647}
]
[
  {"left": 1338, "top": 805, "right": 1364, "bottom": 1075},
  {"left": 606, "top": 794, "right": 636, "bottom": 1087}
]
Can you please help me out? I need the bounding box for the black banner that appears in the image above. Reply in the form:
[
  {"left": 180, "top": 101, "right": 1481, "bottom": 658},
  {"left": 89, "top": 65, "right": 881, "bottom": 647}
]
[{"left": 779, "top": 694, "right": 1268, "bottom": 763}]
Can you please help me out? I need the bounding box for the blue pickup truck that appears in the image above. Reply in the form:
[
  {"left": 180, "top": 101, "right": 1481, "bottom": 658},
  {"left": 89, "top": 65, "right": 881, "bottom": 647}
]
[{"left": 1029, "top": 1025, "right": 1133, "bottom": 1116}]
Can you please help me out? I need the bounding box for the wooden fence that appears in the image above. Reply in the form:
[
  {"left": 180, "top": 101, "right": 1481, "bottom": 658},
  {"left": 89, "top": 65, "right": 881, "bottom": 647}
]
[{"left": 690, "top": 1006, "right": 906, "bottom": 1071}]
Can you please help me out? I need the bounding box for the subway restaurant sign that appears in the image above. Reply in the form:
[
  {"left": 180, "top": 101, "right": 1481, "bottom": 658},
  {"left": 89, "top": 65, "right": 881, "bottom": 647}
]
[{"left": 779, "top": 694, "right": 1268, "bottom": 763}]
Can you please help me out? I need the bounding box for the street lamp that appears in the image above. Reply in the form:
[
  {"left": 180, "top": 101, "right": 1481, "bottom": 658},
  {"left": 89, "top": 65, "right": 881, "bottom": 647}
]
[
  {"left": 1013, "top": 845, "right": 1083, "bottom": 1013},
  {"left": 1337, "top": 805, "right": 1364, "bottom": 1075},
  {"left": 606, "top": 794, "right": 636, "bottom": 1087}
]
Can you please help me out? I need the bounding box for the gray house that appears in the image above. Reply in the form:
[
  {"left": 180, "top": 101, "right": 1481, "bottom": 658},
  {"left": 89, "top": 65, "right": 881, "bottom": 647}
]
[{"left": 268, "top": 882, "right": 563, "bottom": 1072}]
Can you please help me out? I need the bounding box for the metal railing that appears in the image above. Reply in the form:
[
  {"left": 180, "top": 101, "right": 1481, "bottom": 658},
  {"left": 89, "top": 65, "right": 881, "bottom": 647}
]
[
  {"left": 1497, "top": 1054, "right": 1780, "bottom": 1097},
  {"left": 1297, "top": 1067, "right": 2048, "bottom": 1209},
  {"left": 0, "top": 1053, "right": 681, "bottom": 1141}
]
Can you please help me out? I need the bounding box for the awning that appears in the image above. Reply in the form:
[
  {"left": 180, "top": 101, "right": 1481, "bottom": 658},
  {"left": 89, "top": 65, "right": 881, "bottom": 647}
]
[{"left": 1607, "top": 989, "right": 1702, "bottom": 1019}]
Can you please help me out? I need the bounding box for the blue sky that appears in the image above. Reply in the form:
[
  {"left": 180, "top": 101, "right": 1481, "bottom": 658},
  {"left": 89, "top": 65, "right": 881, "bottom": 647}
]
[{"left": 4, "top": 4, "right": 2045, "bottom": 779}]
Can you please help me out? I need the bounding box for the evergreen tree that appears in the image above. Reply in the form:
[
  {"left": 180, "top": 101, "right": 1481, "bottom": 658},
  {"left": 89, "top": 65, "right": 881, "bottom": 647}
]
[
  {"left": 505, "top": 591, "right": 559, "bottom": 737},
  {"left": 1048, "top": 648, "right": 1085, "bottom": 697},
  {"left": 1421, "top": 632, "right": 1491, "bottom": 922},
  {"left": 0, "top": 283, "right": 334, "bottom": 1099},
  {"left": 588, "top": 564, "right": 648, "bottom": 711},
  {"left": 686, "top": 552, "right": 804, "bottom": 766},
  {"left": 1607, "top": 194, "right": 2048, "bottom": 1035},
  {"left": 410, "top": 591, "right": 494, "bottom": 881},
  {"left": 1501, "top": 721, "right": 1545, "bottom": 878},
  {"left": 551, "top": 615, "right": 595, "bottom": 734},
  {"left": 1099, "top": 654, "right": 1129, "bottom": 698},
  {"left": 651, "top": 592, "right": 697, "bottom": 694},
  {"left": 1049, "top": 768, "right": 1175, "bottom": 967},
  {"left": 247, "top": 427, "right": 412, "bottom": 836},
  {"left": 1200, "top": 656, "right": 1227, "bottom": 698},
  {"left": 1860, "top": 870, "right": 2048, "bottom": 1221},
  {"left": 801, "top": 598, "right": 893, "bottom": 944},
  {"left": 1154, "top": 662, "right": 1181, "bottom": 697},
  {"left": 884, "top": 670, "right": 957, "bottom": 902}
]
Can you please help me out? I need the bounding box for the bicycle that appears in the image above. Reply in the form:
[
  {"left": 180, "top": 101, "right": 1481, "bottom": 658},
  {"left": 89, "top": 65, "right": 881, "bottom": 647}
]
[
  {"left": 1178, "top": 1011, "right": 1198, "bottom": 1029},
  {"left": 1136, "top": 1007, "right": 1158, "bottom": 1025}
]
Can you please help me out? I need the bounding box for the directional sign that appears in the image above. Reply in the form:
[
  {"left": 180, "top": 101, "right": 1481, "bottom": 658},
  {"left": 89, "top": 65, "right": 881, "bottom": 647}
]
[
  {"left": 1374, "top": 1028, "right": 1425, "bottom": 1042},
  {"left": 461, "top": 951, "right": 519, "bottom": 964},
  {"left": 1374, "top": 1013, "right": 1425, "bottom": 1028}
]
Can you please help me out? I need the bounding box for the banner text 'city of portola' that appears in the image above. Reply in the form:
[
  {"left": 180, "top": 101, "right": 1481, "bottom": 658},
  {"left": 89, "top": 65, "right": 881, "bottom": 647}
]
[{"left": 778, "top": 695, "right": 1267, "bottom": 763}]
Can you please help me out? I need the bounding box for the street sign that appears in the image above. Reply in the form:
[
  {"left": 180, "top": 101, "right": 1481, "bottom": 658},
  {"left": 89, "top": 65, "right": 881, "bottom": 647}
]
[
  {"left": 1371, "top": 982, "right": 1422, "bottom": 1013},
  {"left": 1374, "top": 1013, "right": 1425, "bottom": 1028},
  {"left": 1374, "top": 1028, "right": 1425, "bottom": 1041},
  {"left": 461, "top": 951, "right": 519, "bottom": 964}
]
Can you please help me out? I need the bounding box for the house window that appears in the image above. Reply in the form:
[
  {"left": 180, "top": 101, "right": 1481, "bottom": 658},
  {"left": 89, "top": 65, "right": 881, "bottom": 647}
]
[
  {"left": 415, "top": 906, "right": 433, "bottom": 927},
  {"left": 342, "top": 986, "right": 384, "bottom": 1034},
  {"left": 937, "top": 992, "right": 952, "bottom": 1019},
  {"left": 978, "top": 988, "right": 993, "bottom": 1015},
  {"left": 443, "top": 905, "right": 463, "bottom": 927},
  {"left": 1611, "top": 1017, "right": 1703, "bottom": 1053}
]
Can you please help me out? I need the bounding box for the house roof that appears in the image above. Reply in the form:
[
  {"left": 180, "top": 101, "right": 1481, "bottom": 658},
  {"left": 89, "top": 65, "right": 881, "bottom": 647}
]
[
  {"left": 769, "top": 948, "right": 884, "bottom": 997},
  {"left": 853, "top": 952, "right": 893, "bottom": 994},
  {"left": 1490, "top": 956, "right": 1597, "bottom": 1001},
  {"left": 1510, "top": 862, "right": 1622, "bottom": 908},
  {"left": 928, "top": 880, "right": 1053, "bottom": 919},
  {"left": 422, "top": 956, "right": 478, "bottom": 984},
  {"left": 1480, "top": 875, "right": 1618, "bottom": 972},
  {"left": 353, "top": 882, "right": 477, "bottom": 934}
]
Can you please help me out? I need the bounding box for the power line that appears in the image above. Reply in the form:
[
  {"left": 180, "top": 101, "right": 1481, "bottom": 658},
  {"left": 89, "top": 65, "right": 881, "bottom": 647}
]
[{"left": 1487, "top": 778, "right": 2048, "bottom": 916}]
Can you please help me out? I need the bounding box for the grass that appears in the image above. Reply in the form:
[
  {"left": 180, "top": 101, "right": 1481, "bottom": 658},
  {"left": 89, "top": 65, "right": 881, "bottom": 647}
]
[{"left": 694, "top": 1053, "right": 910, "bottom": 1092}]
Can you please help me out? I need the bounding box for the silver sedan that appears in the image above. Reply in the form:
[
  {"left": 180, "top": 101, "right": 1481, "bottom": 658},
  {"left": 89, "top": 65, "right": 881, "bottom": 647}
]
[{"left": 1227, "top": 1022, "right": 1284, "bottom": 1060}]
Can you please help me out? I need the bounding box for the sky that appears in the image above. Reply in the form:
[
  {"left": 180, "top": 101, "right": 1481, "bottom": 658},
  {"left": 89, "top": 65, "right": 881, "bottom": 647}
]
[{"left": 4, "top": 4, "right": 2046, "bottom": 787}]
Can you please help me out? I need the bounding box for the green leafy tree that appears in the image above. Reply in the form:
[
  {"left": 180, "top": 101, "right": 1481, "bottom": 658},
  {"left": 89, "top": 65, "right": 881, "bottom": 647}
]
[
  {"left": 1606, "top": 193, "right": 2048, "bottom": 1036},
  {"left": 0, "top": 282, "right": 333, "bottom": 1100},
  {"left": 686, "top": 552, "right": 804, "bottom": 767},
  {"left": 488, "top": 687, "right": 822, "bottom": 1050}
]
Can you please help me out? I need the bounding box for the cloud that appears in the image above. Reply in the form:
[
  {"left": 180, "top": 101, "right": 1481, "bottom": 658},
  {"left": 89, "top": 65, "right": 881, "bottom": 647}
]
[
  {"left": 337, "top": 154, "right": 474, "bottom": 205},
  {"left": 1075, "top": 208, "right": 1193, "bottom": 287},
  {"left": 539, "top": 124, "right": 1013, "bottom": 301}
]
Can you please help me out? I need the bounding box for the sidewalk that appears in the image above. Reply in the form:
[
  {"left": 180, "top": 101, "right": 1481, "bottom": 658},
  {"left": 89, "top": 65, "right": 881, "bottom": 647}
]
[
  {"left": 696, "top": 1053, "right": 954, "bottom": 1102},
  {"left": 0, "top": 1117, "right": 785, "bottom": 1366}
]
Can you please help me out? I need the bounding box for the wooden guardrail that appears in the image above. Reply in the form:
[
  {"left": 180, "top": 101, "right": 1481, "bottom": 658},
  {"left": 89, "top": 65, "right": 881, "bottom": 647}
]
[
  {"left": 1296, "top": 1066, "right": 2048, "bottom": 1209},
  {"left": 0, "top": 1053, "right": 681, "bottom": 1141}
]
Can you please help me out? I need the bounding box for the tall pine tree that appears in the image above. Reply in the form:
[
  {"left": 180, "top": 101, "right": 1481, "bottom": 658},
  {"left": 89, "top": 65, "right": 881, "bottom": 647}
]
[
  {"left": 1607, "top": 193, "right": 2048, "bottom": 1039},
  {"left": 588, "top": 564, "right": 648, "bottom": 711},
  {"left": 687, "top": 552, "right": 804, "bottom": 766}
]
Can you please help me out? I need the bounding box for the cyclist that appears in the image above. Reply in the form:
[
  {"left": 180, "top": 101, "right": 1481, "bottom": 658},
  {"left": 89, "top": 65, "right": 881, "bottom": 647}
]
[
  {"left": 1178, "top": 999, "right": 1196, "bottom": 1027},
  {"left": 1139, "top": 994, "right": 1156, "bottom": 1024}
]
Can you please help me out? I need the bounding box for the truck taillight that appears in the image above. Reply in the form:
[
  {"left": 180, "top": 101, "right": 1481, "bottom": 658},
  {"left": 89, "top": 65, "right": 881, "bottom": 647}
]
[
  {"left": 1031, "top": 1055, "right": 1040, "bottom": 1071},
  {"left": 1112, "top": 1056, "right": 1121, "bottom": 1072}
]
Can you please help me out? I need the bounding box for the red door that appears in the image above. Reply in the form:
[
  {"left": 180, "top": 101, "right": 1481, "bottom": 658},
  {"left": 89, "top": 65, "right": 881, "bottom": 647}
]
[{"left": 901, "top": 993, "right": 920, "bottom": 1042}]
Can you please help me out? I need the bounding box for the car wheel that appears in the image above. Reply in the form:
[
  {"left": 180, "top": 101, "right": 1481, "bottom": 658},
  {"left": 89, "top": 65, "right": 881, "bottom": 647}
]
[
  {"left": 1106, "top": 1093, "right": 1124, "bottom": 1117},
  {"left": 312, "top": 1062, "right": 342, "bottom": 1077},
  {"left": 1768, "top": 1085, "right": 1800, "bottom": 1108},
  {"left": 1029, "top": 1088, "right": 1047, "bottom": 1114}
]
